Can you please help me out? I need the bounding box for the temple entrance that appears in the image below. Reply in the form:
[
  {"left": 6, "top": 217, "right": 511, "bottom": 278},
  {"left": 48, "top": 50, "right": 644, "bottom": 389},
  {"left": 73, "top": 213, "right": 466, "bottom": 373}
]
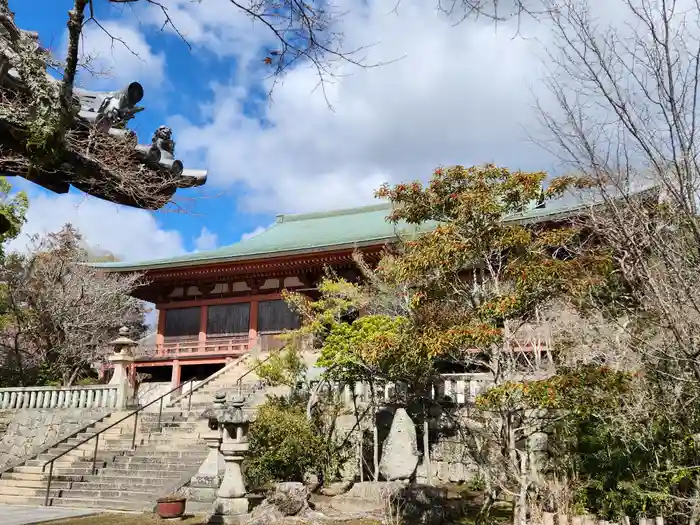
[{"left": 181, "top": 362, "right": 224, "bottom": 382}]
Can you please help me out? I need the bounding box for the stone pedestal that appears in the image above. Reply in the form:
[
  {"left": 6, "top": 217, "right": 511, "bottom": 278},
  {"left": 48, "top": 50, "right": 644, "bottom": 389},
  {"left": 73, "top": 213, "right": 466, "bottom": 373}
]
[
  {"left": 208, "top": 394, "right": 251, "bottom": 525},
  {"left": 186, "top": 430, "right": 225, "bottom": 507}
]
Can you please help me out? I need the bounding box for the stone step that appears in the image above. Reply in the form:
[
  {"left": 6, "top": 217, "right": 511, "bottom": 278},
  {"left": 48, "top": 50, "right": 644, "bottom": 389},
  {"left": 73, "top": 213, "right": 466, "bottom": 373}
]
[
  {"left": 13, "top": 466, "right": 94, "bottom": 476},
  {"left": 114, "top": 455, "right": 204, "bottom": 465},
  {"left": 89, "top": 468, "right": 193, "bottom": 479},
  {"left": 52, "top": 496, "right": 152, "bottom": 511},
  {"left": 65, "top": 433, "right": 124, "bottom": 446},
  {"left": 105, "top": 462, "right": 198, "bottom": 472},
  {"left": 138, "top": 435, "right": 204, "bottom": 444},
  {"left": 0, "top": 478, "right": 72, "bottom": 489},
  {"left": 34, "top": 451, "right": 120, "bottom": 462},
  {"left": 67, "top": 479, "right": 172, "bottom": 491},
  {"left": 24, "top": 458, "right": 110, "bottom": 469},
  {"left": 140, "top": 413, "right": 188, "bottom": 422},
  {"left": 74, "top": 428, "right": 127, "bottom": 440},
  {"left": 0, "top": 494, "right": 49, "bottom": 505},
  {"left": 140, "top": 420, "right": 202, "bottom": 428},
  {"left": 0, "top": 485, "right": 62, "bottom": 497},
  {"left": 1, "top": 471, "right": 84, "bottom": 483},
  {"left": 123, "top": 450, "right": 205, "bottom": 459},
  {"left": 60, "top": 488, "right": 163, "bottom": 500},
  {"left": 48, "top": 442, "right": 115, "bottom": 457},
  {"left": 0, "top": 471, "right": 48, "bottom": 481},
  {"left": 110, "top": 459, "right": 203, "bottom": 470},
  {"left": 99, "top": 434, "right": 201, "bottom": 446}
]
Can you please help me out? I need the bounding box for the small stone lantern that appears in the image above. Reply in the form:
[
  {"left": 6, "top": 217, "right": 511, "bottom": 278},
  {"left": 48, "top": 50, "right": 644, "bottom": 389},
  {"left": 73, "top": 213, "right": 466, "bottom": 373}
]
[
  {"left": 110, "top": 326, "right": 137, "bottom": 355},
  {"left": 108, "top": 327, "right": 137, "bottom": 410},
  {"left": 209, "top": 391, "right": 252, "bottom": 524}
]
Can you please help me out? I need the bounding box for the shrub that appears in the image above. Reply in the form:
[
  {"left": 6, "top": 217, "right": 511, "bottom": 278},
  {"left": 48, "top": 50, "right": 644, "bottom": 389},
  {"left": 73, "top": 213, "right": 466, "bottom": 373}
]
[{"left": 245, "top": 396, "right": 327, "bottom": 488}]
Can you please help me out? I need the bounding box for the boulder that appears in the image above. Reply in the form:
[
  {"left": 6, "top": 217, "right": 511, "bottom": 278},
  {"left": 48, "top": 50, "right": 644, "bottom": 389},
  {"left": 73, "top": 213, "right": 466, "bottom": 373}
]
[
  {"left": 248, "top": 482, "right": 312, "bottom": 525},
  {"left": 265, "top": 482, "right": 310, "bottom": 516},
  {"left": 321, "top": 480, "right": 354, "bottom": 496},
  {"left": 379, "top": 408, "right": 419, "bottom": 481}
]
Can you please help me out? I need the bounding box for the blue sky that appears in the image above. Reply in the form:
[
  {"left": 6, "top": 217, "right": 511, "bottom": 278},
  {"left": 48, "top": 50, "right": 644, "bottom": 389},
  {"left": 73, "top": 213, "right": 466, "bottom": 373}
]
[
  {"left": 12, "top": 0, "right": 274, "bottom": 258},
  {"left": 7, "top": 0, "right": 558, "bottom": 263}
]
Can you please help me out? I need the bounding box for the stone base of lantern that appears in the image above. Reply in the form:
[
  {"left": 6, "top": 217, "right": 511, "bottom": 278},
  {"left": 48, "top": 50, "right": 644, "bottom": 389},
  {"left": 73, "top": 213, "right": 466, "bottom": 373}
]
[{"left": 208, "top": 498, "right": 250, "bottom": 524}]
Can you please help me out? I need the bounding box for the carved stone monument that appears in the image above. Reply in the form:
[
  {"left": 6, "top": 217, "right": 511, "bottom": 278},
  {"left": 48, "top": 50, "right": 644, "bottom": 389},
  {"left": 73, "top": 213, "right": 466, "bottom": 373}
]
[{"left": 208, "top": 391, "right": 252, "bottom": 524}]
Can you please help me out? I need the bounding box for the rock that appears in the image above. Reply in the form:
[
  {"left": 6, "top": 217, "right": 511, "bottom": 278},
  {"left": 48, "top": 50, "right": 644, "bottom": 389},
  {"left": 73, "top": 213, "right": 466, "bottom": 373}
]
[
  {"left": 379, "top": 408, "right": 419, "bottom": 481},
  {"left": 398, "top": 485, "right": 450, "bottom": 525},
  {"left": 320, "top": 480, "right": 354, "bottom": 496},
  {"left": 329, "top": 481, "right": 405, "bottom": 514},
  {"left": 249, "top": 500, "right": 284, "bottom": 525},
  {"left": 303, "top": 471, "right": 320, "bottom": 493},
  {"left": 267, "top": 482, "right": 310, "bottom": 516}
]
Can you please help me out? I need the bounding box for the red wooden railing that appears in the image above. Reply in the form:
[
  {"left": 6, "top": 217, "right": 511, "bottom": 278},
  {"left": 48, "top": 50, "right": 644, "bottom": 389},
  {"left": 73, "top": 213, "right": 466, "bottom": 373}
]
[{"left": 136, "top": 332, "right": 288, "bottom": 359}]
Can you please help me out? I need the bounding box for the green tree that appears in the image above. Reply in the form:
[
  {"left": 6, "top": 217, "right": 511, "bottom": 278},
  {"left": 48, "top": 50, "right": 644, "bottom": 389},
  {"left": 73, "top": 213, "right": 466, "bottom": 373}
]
[
  {"left": 0, "top": 177, "right": 28, "bottom": 254},
  {"left": 268, "top": 165, "right": 615, "bottom": 514}
]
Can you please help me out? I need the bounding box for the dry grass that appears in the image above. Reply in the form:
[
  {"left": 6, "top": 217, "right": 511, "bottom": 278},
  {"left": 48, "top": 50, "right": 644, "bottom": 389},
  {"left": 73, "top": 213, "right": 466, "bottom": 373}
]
[
  {"left": 47, "top": 513, "right": 382, "bottom": 525},
  {"left": 46, "top": 514, "right": 203, "bottom": 525}
]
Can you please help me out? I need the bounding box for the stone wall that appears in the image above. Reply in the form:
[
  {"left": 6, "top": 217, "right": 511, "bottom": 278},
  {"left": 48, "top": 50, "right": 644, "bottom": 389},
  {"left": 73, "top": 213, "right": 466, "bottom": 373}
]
[
  {"left": 135, "top": 381, "right": 172, "bottom": 410},
  {"left": 335, "top": 408, "right": 482, "bottom": 485},
  {"left": 0, "top": 408, "right": 110, "bottom": 470},
  {"left": 418, "top": 437, "right": 479, "bottom": 484}
]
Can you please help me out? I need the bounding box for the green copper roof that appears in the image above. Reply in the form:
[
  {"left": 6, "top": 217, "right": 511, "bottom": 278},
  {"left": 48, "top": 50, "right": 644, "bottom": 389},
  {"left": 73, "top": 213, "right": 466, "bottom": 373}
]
[
  {"left": 95, "top": 203, "right": 435, "bottom": 272},
  {"left": 94, "top": 198, "right": 596, "bottom": 272}
]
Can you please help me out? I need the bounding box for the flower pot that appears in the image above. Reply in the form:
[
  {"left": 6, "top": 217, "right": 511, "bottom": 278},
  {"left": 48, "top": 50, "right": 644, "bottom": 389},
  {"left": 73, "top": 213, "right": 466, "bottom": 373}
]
[{"left": 156, "top": 496, "right": 187, "bottom": 519}]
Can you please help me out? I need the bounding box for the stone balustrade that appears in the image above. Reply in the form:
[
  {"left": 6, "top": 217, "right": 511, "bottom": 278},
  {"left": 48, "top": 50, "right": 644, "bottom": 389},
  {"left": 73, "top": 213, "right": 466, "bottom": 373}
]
[
  {"left": 336, "top": 373, "right": 495, "bottom": 406},
  {"left": 0, "top": 385, "right": 119, "bottom": 410}
]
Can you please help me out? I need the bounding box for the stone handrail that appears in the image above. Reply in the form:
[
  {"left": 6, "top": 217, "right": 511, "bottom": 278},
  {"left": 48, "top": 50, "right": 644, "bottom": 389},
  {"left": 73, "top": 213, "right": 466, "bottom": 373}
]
[
  {"left": 0, "top": 385, "right": 119, "bottom": 410},
  {"left": 166, "top": 353, "right": 250, "bottom": 408}
]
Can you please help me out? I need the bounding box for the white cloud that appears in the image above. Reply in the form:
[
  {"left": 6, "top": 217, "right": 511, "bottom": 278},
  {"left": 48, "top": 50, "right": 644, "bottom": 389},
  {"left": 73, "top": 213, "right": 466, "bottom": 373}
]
[
  {"left": 168, "top": 1, "right": 556, "bottom": 214},
  {"left": 137, "top": 0, "right": 271, "bottom": 75},
  {"left": 240, "top": 225, "right": 268, "bottom": 241},
  {"left": 6, "top": 191, "right": 187, "bottom": 262},
  {"left": 194, "top": 227, "right": 218, "bottom": 251},
  {"left": 69, "top": 21, "right": 166, "bottom": 91}
]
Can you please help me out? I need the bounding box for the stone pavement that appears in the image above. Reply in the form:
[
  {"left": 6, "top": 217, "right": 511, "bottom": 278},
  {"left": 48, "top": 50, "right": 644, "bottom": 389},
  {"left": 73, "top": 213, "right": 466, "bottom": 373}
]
[{"left": 0, "top": 504, "right": 97, "bottom": 525}]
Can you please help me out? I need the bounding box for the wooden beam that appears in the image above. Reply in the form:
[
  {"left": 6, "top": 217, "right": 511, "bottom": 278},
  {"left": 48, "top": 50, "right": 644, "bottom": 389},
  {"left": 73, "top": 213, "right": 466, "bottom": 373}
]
[{"left": 156, "top": 292, "right": 282, "bottom": 310}]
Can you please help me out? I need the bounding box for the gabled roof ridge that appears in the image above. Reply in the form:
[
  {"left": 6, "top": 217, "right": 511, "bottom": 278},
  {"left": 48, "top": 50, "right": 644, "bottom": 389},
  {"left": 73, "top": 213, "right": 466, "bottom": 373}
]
[{"left": 276, "top": 202, "right": 392, "bottom": 224}]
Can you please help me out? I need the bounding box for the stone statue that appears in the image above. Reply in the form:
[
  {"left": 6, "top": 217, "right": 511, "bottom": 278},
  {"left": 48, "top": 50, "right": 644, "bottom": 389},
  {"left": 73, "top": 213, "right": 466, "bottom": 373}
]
[{"left": 152, "top": 125, "right": 175, "bottom": 155}]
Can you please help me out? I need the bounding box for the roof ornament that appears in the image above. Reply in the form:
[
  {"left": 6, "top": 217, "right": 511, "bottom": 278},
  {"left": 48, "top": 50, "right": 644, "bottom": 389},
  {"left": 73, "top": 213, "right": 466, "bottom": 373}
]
[{"left": 0, "top": 7, "right": 207, "bottom": 210}]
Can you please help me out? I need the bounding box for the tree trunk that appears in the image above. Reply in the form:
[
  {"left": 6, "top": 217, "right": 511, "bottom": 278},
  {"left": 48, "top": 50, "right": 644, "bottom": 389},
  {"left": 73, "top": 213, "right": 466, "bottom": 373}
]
[
  {"left": 423, "top": 418, "right": 432, "bottom": 485},
  {"left": 369, "top": 381, "right": 379, "bottom": 480},
  {"left": 62, "top": 0, "right": 88, "bottom": 118},
  {"left": 476, "top": 489, "right": 497, "bottom": 525},
  {"left": 64, "top": 366, "right": 81, "bottom": 387},
  {"left": 514, "top": 451, "right": 530, "bottom": 525}
]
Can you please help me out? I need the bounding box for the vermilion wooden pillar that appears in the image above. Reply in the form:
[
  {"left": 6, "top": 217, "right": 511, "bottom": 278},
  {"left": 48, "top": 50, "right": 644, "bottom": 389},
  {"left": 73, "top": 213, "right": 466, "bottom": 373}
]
[
  {"left": 156, "top": 309, "right": 165, "bottom": 354},
  {"left": 249, "top": 300, "right": 259, "bottom": 347},
  {"left": 171, "top": 359, "right": 182, "bottom": 389},
  {"left": 199, "top": 305, "right": 208, "bottom": 352}
]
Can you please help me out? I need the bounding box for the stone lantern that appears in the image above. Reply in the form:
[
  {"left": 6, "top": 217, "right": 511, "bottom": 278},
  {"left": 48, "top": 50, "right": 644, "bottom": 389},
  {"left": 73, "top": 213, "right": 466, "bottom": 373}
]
[
  {"left": 209, "top": 391, "right": 252, "bottom": 524},
  {"left": 108, "top": 326, "right": 137, "bottom": 410}
]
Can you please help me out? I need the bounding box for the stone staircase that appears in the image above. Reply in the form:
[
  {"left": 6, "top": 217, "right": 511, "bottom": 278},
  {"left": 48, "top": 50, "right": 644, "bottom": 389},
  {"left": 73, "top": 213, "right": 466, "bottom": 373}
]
[
  {"left": 0, "top": 354, "right": 279, "bottom": 511},
  {"left": 169, "top": 353, "right": 269, "bottom": 413},
  {"left": 0, "top": 409, "right": 209, "bottom": 510}
]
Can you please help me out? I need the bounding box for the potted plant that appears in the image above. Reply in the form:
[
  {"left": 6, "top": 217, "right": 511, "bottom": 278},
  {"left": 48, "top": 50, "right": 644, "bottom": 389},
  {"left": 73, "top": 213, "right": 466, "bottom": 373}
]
[{"left": 155, "top": 494, "right": 187, "bottom": 519}]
